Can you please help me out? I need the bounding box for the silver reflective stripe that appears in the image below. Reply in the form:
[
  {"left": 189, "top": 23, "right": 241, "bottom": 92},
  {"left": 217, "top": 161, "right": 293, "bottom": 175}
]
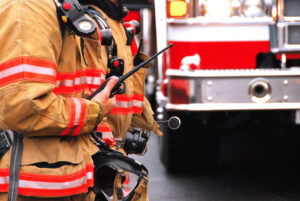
[
  {"left": 133, "top": 100, "right": 143, "bottom": 108},
  {"left": 87, "top": 76, "right": 101, "bottom": 85},
  {"left": 2, "top": 171, "right": 93, "bottom": 190},
  {"left": 19, "top": 176, "right": 87, "bottom": 190},
  {"left": 0, "top": 64, "right": 56, "bottom": 79},
  {"left": 56, "top": 76, "right": 102, "bottom": 87},
  {"left": 73, "top": 98, "right": 82, "bottom": 125},
  {"left": 0, "top": 175, "right": 9, "bottom": 184},
  {"left": 115, "top": 100, "right": 143, "bottom": 108},
  {"left": 102, "top": 132, "right": 113, "bottom": 139},
  {"left": 59, "top": 79, "right": 74, "bottom": 87}
]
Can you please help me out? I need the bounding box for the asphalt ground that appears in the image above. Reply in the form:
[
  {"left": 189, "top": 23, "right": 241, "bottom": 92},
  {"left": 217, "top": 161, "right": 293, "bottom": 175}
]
[{"left": 133, "top": 129, "right": 300, "bottom": 201}]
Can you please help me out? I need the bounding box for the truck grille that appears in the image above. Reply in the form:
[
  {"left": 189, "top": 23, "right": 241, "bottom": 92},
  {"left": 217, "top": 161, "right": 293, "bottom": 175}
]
[
  {"left": 283, "top": 0, "right": 300, "bottom": 17},
  {"left": 288, "top": 25, "right": 300, "bottom": 44}
]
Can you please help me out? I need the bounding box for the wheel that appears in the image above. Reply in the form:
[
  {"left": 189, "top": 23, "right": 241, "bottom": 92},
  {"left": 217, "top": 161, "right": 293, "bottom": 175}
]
[{"left": 158, "top": 111, "right": 220, "bottom": 173}]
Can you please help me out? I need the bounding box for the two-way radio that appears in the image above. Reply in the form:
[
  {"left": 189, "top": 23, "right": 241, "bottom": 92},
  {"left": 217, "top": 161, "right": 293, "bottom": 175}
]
[{"left": 87, "top": 43, "right": 173, "bottom": 100}]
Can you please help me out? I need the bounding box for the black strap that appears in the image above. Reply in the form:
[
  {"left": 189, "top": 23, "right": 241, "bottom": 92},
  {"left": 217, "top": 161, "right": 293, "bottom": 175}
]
[
  {"left": 79, "top": 0, "right": 125, "bottom": 21},
  {"left": 0, "top": 130, "right": 13, "bottom": 159},
  {"left": 7, "top": 133, "right": 24, "bottom": 201},
  {"left": 84, "top": 5, "right": 115, "bottom": 61}
]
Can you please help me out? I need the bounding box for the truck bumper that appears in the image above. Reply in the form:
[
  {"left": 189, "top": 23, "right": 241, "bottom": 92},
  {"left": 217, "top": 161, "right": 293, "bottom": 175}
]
[{"left": 165, "top": 68, "right": 300, "bottom": 112}]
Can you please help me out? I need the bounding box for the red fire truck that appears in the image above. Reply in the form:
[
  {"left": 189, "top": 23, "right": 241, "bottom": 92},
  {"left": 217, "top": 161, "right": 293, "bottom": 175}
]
[{"left": 154, "top": 0, "right": 300, "bottom": 172}]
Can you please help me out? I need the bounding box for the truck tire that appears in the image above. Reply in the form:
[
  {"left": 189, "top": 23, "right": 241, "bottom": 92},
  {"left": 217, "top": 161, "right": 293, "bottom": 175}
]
[{"left": 158, "top": 111, "right": 220, "bottom": 173}]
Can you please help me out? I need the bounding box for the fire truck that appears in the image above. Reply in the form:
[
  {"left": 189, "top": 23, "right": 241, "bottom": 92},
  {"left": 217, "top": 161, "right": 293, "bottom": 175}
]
[{"left": 154, "top": 0, "right": 300, "bottom": 172}]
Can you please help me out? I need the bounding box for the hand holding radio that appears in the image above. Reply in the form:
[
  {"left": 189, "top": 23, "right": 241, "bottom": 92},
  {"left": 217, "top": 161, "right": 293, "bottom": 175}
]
[
  {"left": 87, "top": 44, "right": 174, "bottom": 100},
  {"left": 91, "top": 76, "right": 119, "bottom": 115}
]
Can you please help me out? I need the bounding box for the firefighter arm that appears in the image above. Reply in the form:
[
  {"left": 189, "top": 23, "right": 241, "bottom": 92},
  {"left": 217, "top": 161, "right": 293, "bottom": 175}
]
[
  {"left": 131, "top": 98, "right": 163, "bottom": 136},
  {"left": 0, "top": 0, "right": 103, "bottom": 136},
  {"left": 130, "top": 45, "right": 163, "bottom": 136}
]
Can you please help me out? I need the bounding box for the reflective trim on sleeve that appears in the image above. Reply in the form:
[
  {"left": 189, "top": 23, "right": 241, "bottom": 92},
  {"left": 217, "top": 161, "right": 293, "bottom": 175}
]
[
  {"left": 71, "top": 98, "right": 87, "bottom": 136},
  {"left": 97, "top": 123, "right": 116, "bottom": 146},
  {"left": 0, "top": 57, "right": 57, "bottom": 87},
  {"left": 54, "top": 69, "right": 106, "bottom": 95},
  {"left": 0, "top": 165, "right": 94, "bottom": 197},
  {"left": 110, "top": 93, "right": 144, "bottom": 115},
  {"left": 59, "top": 98, "right": 87, "bottom": 136}
]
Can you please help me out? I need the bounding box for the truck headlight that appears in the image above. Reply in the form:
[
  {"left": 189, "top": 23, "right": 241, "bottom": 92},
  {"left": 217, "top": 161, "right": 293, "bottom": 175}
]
[
  {"left": 241, "top": 0, "right": 266, "bottom": 17},
  {"left": 206, "top": 0, "right": 232, "bottom": 18},
  {"left": 167, "top": 0, "right": 189, "bottom": 18}
]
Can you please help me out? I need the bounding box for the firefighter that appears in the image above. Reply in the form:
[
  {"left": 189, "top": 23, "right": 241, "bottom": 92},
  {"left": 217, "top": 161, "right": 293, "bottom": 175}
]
[
  {"left": 0, "top": 0, "right": 119, "bottom": 200},
  {"left": 80, "top": 0, "right": 162, "bottom": 146},
  {"left": 79, "top": 0, "right": 163, "bottom": 200},
  {"left": 0, "top": 0, "right": 161, "bottom": 200}
]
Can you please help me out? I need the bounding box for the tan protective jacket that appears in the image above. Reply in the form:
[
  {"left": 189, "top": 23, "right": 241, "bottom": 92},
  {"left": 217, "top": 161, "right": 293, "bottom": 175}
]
[
  {"left": 0, "top": 0, "right": 105, "bottom": 197},
  {"left": 95, "top": 10, "right": 162, "bottom": 144}
]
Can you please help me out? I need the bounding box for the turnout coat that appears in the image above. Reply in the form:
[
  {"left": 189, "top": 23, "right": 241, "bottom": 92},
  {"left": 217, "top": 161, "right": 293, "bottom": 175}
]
[{"left": 0, "top": 0, "right": 155, "bottom": 198}]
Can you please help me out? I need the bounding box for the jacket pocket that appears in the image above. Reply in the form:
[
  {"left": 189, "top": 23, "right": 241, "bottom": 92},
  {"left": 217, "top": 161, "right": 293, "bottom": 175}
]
[
  {"left": 0, "top": 136, "right": 95, "bottom": 197},
  {"left": 21, "top": 136, "right": 84, "bottom": 166}
]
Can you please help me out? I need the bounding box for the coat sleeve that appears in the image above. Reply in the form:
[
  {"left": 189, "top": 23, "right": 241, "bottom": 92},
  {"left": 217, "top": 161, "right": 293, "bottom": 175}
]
[
  {"left": 130, "top": 50, "right": 163, "bottom": 136},
  {"left": 131, "top": 98, "right": 163, "bottom": 136},
  {"left": 0, "top": 0, "right": 102, "bottom": 136}
]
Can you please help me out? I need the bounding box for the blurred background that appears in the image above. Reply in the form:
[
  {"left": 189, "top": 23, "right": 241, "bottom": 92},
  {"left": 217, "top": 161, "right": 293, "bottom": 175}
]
[{"left": 124, "top": 0, "right": 300, "bottom": 200}]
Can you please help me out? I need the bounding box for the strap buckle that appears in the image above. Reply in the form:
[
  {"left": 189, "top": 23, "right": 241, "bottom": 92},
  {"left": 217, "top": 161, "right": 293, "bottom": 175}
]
[{"left": 0, "top": 130, "right": 13, "bottom": 148}]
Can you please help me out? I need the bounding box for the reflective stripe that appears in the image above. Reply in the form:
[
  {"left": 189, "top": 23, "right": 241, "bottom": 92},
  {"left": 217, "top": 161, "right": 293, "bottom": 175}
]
[
  {"left": 87, "top": 76, "right": 102, "bottom": 85},
  {"left": 0, "top": 65, "right": 55, "bottom": 79},
  {"left": 102, "top": 132, "right": 113, "bottom": 139},
  {"left": 54, "top": 69, "right": 105, "bottom": 95},
  {"left": 59, "top": 98, "right": 87, "bottom": 136},
  {"left": 59, "top": 98, "right": 75, "bottom": 136},
  {"left": 115, "top": 99, "right": 143, "bottom": 108},
  {"left": 0, "top": 175, "right": 9, "bottom": 185},
  {"left": 111, "top": 94, "right": 144, "bottom": 115},
  {"left": 19, "top": 174, "right": 91, "bottom": 190},
  {"left": 74, "top": 98, "right": 82, "bottom": 125},
  {"left": 97, "top": 124, "right": 113, "bottom": 138},
  {"left": 0, "top": 165, "right": 94, "bottom": 197},
  {"left": 56, "top": 79, "right": 74, "bottom": 87},
  {"left": 71, "top": 98, "right": 87, "bottom": 136},
  {"left": 0, "top": 57, "right": 57, "bottom": 87},
  {"left": 97, "top": 124, "right": 116, "bottom": 146}
]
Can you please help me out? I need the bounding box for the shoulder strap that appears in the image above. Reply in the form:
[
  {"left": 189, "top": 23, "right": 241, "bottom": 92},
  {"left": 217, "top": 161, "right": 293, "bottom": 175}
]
[
  {"left": 84, "top": 5, "right": 110, "bottom": 29},
  {"left": 58, "top": 18, "right": 66, "bottom": 41},
  {"left": 7, "top": 132, "right": 24, "bottom": 201}
]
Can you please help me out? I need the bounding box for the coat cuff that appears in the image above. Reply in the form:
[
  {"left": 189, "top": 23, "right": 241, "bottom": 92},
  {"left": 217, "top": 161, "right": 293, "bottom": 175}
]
[
  {"left": 95, "top": 102, "right": 104, "bottom": 124},
  {"left": 83, "top": 100, "right": 104, "bottom": 134}
]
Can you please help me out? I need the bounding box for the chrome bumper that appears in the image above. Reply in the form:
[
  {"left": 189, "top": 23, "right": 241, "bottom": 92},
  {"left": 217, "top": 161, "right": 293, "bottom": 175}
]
[{"left": 166, "top": 68, "right": 300, "bottom": 111}]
